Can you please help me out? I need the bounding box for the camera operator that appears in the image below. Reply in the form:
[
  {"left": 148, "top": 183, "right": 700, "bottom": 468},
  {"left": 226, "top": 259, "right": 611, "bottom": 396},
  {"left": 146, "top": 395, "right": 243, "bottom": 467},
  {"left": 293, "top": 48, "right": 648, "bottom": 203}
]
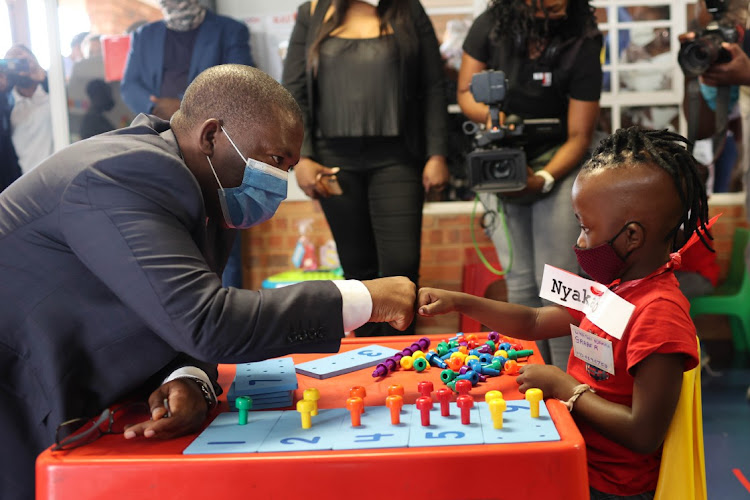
[
  {"left": 458, "top": 0, "right": 602, "bottom": 369},
  {"left": 3, "top": 44, "right": 53, "bottom": 175}
]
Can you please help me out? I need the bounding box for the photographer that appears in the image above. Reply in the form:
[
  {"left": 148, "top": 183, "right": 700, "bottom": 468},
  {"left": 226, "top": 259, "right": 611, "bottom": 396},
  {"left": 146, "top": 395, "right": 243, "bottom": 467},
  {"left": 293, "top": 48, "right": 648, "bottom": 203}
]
[
  {"left": 4, "top": 44, "right": 53, "bottom": 175},
  {"left": 458, "top": 0, "right": 601, "bottom": 369}
]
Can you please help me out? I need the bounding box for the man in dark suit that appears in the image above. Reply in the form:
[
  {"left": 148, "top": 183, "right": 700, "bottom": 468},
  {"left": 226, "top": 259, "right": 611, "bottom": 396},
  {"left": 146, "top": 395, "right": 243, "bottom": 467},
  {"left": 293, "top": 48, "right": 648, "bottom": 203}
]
[
  {"left": 121, "top": 0, "right": 253, "bottom": 120},
  {"left": 0, "top": 64, "right": 416, "bottom": 499}
]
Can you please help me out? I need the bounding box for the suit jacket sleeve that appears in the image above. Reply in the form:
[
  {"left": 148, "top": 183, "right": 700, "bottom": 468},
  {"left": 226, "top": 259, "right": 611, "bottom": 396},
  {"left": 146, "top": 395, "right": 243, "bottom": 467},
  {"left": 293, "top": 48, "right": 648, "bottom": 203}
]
[
  {"left": 282, "top": 2, "right": 314, "bottom": 158},
  {"left": 58, "top": 150, "right": 345, "bottom": 365},
  {"left": 413, "top": 0, "right": 448, "bottom": 158},
  {"left": 221, "top": 17, "right": 254, "bottom": 66},
  {"left": 121, "top": 29, "right": 156, "bottom": 115}
]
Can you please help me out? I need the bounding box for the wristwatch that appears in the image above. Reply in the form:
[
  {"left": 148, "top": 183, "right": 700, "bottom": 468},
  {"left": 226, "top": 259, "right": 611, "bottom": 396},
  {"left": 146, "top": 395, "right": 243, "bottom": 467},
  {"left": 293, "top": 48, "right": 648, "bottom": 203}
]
[
  {"left": 535, "top": 170, "right": 555, "bottom": 194},
  {"left": 185, "top": 377, "right": 217, "bottom": 411}
]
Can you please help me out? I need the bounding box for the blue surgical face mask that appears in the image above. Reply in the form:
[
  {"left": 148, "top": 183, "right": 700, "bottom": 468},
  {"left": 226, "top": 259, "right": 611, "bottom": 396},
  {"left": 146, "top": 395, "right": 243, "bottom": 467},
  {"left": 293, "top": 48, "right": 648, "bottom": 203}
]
[{"left": 206, "top": 126, "right": 288, "bottom": 229}]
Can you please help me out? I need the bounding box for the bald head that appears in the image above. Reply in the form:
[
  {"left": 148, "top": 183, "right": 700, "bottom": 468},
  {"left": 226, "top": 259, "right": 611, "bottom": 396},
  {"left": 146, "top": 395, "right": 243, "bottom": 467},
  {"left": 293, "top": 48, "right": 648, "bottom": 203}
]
[{"left": 173, "top": 64, "right": 303, "bottom": 135}]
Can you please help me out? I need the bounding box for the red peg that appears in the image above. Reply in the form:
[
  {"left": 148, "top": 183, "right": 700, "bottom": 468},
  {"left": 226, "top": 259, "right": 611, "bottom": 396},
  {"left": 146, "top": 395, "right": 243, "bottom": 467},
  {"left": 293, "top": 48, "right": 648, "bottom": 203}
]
[
  {"left": 349, "top": 386, "right": 366, "bottom": 413},
  {"left": 385, "top": 395, "right": 404, "bottom": 425},
  {"left": 417, "top": 380, "right": 434, "bottom": 400},
  {"left": 457, "top": 395, "right": 474, "bottom": 425},
  {"left": 455, "top": 379, "right": 472, "bottom": 396},
  {"left": 416, "top": 396, "right": 433, "bottom": 426},
  {"left": 387, "top": 384, "right": 404, "bottom": 397},
  {"left": 436, "top": 388, "right": 452, "bottom": 416},
  {"left": 346, "top": 397, "right": 364, "bottom": 427}
]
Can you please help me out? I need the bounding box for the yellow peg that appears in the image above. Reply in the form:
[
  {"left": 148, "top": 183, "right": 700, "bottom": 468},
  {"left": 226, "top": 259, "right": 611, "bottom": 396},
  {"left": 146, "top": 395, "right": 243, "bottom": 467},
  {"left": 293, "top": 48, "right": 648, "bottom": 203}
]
[
  {"left": 489, "top": 397, "right": 507, "bottom": 429},
  {"left": 412, "top": 350, "right": 426, "bottom": 360},
  {"left": 525, "top": 388, "right": 544, "bottom": 418},
  {"left": 303, "top": 388, "right": 321, "bottom": 416},
  {"left": 296, "top": 399, "right": 315, "bottom": 429},
  {"left": 484, "top": 390, "right": 503, "bottom": 404}
]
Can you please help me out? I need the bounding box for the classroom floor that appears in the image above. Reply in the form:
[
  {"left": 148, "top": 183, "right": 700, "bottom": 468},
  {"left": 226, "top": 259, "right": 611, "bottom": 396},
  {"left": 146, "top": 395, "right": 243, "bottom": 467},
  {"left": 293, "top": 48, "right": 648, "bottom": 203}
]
[{"left": 701, "top": 341, "right": 750, "bottom": 499}]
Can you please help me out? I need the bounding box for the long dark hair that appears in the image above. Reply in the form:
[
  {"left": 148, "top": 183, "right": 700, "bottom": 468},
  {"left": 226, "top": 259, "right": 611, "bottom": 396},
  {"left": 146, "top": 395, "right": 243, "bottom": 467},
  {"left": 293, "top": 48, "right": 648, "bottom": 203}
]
[
  {"left": 308, "top": 0, "right": 416, "bottom": 75},
  {"left": 487, "top": 0, "right": 598, "bottom": 55}
]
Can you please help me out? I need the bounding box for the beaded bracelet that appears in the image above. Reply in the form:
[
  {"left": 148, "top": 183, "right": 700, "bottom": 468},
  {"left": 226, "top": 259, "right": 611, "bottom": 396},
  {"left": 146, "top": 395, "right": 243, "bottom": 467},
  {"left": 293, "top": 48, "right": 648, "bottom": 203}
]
[{"left": 561, "top": 384, "right": 594, "bottom": 412}]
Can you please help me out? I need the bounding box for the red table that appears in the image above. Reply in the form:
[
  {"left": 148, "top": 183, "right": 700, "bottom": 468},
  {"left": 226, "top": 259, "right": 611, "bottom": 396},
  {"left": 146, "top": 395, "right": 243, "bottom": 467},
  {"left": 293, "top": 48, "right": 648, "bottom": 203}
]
[{"left": 37, "top": 334, "right": 588, "bottom": 499}]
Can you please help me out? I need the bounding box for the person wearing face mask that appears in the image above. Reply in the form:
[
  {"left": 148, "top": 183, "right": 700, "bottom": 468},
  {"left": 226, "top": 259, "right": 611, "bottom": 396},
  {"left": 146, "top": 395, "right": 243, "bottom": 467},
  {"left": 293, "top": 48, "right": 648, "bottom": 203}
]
[
  {"left": 417, "top": 127, "right": 709, "bottom": 500},
  {"left": 458, "top": 0, "right": 602, "bottom": 370},
  {"left": 282, "top": 0, "right": 449, "bottom": 337},
  {"left": 3, "top": 44, "right": 53, "bottom": 175},
  {"left": 121, "top": 0, "right": 253, "bottom": 120},
  {"left": 0, "top": 64, "right": 417, "bottom": 500}
]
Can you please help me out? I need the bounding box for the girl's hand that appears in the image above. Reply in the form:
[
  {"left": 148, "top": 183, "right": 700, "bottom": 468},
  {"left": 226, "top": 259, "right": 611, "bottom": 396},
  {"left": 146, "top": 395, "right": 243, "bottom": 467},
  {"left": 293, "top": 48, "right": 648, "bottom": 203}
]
[
  {"left": 417, "top": 287, "right": 459, "bottom": 316},
  {"left": 516, "top": 363, "right": 579, "bottom": 400}
]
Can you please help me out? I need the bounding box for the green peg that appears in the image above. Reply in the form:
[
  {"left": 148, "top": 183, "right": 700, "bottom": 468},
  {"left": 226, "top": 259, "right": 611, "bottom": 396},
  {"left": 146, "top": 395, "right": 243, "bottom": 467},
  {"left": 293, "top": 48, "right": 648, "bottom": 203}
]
[{"left": 235, "top": 396, "right": 252, "bottom": 425}]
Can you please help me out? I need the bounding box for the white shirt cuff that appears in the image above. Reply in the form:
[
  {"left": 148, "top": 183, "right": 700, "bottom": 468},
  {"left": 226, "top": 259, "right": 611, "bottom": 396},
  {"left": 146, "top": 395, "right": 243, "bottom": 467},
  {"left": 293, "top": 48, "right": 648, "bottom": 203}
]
[
  {"left": 332, "top": 279, "right": 373, "bottom": 332},
  {"left": 162, "top": 366, "right": 217, "bottom": 401}
]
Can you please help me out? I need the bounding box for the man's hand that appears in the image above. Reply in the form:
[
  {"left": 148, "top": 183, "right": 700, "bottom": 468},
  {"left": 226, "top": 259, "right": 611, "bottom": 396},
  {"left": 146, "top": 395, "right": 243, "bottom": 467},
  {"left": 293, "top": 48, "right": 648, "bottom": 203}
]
[
  {"left": 149, "top": 96, "right": 181, "bottom": 120},
  {"left": 516, "top": 363, "right": 579, "bottom": 400},
  {"left": 123, "top": 378, "right": 209, "bottom": 440},
  {"left": 702, "top": 42, "right": 750, "bottom": 87},
  {"left": 417, "top": 287, "right": 459, "bottom": 317},
  {"left": 422, "top": 155, "right": 450, "bottom": 193},
  {"left": 294, "top": 157, "right": 340, "bottom": 199},
  {"left": 362, "top": 276, "right": 416, "bottom": 331}
]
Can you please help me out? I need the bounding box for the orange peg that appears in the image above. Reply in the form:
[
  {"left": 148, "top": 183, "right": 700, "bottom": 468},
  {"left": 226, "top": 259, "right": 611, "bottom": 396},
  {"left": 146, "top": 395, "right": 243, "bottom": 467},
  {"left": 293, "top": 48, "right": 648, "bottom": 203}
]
[
  {"left": 349, "top": 386, "right": 366, "bottom": 413},
  {"left": 385, "top": 395, "right": 404, "bottom": 425},
  {"left": 387, "top": 384, "right": 404, "bottom": 397},
  {"left": 346, "top": 397, "right": 364, "bottom": 427},
  {"left": 504, "top": 359, "right": 519, "bottom": 375}
]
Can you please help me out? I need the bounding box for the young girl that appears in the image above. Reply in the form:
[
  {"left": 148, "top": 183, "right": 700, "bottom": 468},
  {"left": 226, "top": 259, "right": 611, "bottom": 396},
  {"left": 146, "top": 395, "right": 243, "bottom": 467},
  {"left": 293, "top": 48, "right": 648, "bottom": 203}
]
[{"left": 418, "top": 127, "right": 710, "bottom": 499}]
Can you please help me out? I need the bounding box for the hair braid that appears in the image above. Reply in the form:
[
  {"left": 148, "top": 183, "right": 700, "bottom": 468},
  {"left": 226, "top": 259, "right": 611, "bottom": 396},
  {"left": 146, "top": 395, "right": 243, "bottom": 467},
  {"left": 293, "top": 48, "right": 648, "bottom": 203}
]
[{"left": 585, "top": 126, "right": 713, "bottom": 252}]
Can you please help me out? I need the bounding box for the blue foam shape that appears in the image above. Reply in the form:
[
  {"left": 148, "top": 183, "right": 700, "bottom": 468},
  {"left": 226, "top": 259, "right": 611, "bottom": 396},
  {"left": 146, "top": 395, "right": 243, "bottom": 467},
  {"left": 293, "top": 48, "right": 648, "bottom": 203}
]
[
  {"left": 294, "top": 345, "right": 401, "bottom": 379},
  {"left": 408, "top": 402, "right": 484, "bottom": 447},
  {"left": 182, "top": 411, "right": 282, "bottom": 455},
  {"left": 227, "top": 384, "right": 292, "bottom": 402},
  {"left": 257, "top": 408, "right": 347, "bottom": 452},
  {"left": 332, "top": 405, "right": 413, "bottom": 450},
  {"left": 476, "top": 400, "right": 560, "bottom": 443},
  {"left": 228, "top": 393, "right": 294, "bottom": 411},
  {"left": 231, "top": 358, "right": 298, "bottom": 395}
]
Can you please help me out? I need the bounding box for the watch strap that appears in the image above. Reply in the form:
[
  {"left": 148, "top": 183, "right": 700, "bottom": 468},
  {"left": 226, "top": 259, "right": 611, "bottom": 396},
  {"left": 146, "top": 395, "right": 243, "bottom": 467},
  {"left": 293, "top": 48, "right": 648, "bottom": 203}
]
[{"left": 535, "top": 169, "right": 555, "bottom": 193}]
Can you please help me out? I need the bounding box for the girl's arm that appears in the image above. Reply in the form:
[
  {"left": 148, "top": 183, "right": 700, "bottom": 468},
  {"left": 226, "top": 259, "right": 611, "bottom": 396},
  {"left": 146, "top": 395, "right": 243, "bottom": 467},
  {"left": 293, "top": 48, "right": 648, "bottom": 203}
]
[{"left": 417, "top": 287, "right": 576, "bottom": 341}]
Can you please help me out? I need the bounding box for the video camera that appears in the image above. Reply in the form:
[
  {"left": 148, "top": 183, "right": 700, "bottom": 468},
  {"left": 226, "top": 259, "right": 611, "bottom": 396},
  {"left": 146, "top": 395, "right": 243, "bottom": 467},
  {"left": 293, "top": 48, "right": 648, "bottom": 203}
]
[
  {"left": 678, "top": 0, "right": 740, "bottom": 77},
  {"left": 463, "top": 70, "right": 560, "bottom": 192},
  {"left": 0, "top": 58, "right": 30, "bottom": 75}
]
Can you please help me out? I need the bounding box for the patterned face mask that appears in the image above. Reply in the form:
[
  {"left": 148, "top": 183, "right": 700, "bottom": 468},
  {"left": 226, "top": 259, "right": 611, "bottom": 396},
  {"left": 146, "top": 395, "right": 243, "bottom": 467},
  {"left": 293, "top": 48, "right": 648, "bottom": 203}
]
[{"left": 159, "top": 0, "right": 206, "bottom": 31}]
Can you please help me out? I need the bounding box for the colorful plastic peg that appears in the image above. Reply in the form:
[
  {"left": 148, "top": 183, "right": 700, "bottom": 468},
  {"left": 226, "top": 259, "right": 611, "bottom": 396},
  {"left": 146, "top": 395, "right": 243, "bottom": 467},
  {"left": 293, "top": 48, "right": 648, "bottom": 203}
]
[
  {"left": 388, "top": 384, "right": 404, "bottom": 397},
  {"left": 413, "top": 357, "right": 429, "bottom": 372},
  {"left": 426, "top": 352, "right": 448, "bottom": 369},
  {"left": 417, "top": 380, "right": 434, "bottom": 400},
  {"left": 508, "top": 349, "right": 534, "bottom": 361},
  {"left": 235, "top": 396, "right": 252, "bottom": 425},
  {"left": 489, "top": 397, "right": 507, "bottom": 429},
  {"left": 455, "top": 379, "right": 472, "bottom": 396},
  {"left": 297, "top": 399, "right": 315, "bottom": 429},
  {"left": 525, "top": 388, "right": 544, "bottom": 418},
  {"left": 457, "top": 395, "right": 474, "bottom": 425},
  {"left": 346, "top": 397, "right": 364, "bottom": 427},
  {"left": 385, "top": 394, "right": 404, "bottom": 425},
  {"left": 504, "top": 359, "right": 519, "bottom": 375},
  {"left": 485, "top": 390, "right": 503, "bottom": 404},
  {"left": 400, "top": 355, "right": 414, "bottom": 370},
  {"left": 303, "top": 388, "right": 320, "bottom": 416},
  {"left": 416, "top": 396, "right": 433, "bottom": 426},
  {"left": 436, "top": 388, "right": 452, "bottom": 416},
  {"left": 349, "top": 386, "right": 366, "bottom": 413}
]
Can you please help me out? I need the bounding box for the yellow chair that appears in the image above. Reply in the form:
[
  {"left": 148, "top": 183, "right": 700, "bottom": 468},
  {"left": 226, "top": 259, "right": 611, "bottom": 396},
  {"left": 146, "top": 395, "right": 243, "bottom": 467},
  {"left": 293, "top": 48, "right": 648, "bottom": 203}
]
[
  {"left": 689, "top": 227, "right": 750, "bottom": 355},
  {"left": 654, "top": 343, "right": 707, "bottom": 500}
]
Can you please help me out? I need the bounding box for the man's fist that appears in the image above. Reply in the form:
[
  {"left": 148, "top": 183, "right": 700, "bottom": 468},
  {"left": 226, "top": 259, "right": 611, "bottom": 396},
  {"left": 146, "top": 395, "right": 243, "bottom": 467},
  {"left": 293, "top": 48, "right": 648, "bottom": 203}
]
[{"left": 362, "top": 276, "right": 416, "bottom": 331}]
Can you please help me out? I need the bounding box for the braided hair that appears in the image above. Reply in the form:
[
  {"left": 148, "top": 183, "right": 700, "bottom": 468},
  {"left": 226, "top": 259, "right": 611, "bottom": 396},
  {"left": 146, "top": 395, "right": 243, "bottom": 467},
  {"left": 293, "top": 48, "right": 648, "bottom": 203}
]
[
  {"left": 584, "top": 126, "right": 713, "bottom": 252},
  {"left": 487, "top": 0, "right": 597, "bottom": 54}
]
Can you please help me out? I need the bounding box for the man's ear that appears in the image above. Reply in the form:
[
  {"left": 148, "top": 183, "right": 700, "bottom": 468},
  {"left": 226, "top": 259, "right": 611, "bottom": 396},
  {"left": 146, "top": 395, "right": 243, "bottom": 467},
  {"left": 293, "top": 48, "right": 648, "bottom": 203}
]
[
  {"left": 198, "top": 118, "right": 221, "bottom": 157},
  {"left": 623, "top": 221, "right": 646, "bottom": 254}
]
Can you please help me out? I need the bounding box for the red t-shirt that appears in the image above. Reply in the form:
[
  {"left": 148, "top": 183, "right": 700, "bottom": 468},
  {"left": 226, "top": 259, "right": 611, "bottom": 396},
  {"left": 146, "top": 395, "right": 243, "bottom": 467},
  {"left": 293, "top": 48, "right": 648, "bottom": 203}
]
[
  {"left": 679, "top": 241, "right": 720, "bottom": 286},
  {"left": 566, "top": 256, "right": 700, "bottom": 496}
]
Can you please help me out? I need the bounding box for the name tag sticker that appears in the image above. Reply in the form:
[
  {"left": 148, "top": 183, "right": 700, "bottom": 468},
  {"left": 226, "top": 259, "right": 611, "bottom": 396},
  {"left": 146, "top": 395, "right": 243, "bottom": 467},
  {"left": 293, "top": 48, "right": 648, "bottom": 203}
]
[
  {"left": 571, "top": 324, "right": 615, "bottom": 375},
  {"left": 532, "top": 71, "right": 553, "bottom": 86},
  {"left": 539, "top": 264, "right": 635, "bottom": 340}
]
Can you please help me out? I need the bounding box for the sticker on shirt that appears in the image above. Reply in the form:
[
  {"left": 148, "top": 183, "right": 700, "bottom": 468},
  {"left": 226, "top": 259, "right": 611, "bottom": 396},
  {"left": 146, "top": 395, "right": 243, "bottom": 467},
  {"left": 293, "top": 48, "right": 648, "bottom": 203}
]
[
  {"left": 539, "top": 264, "right": 635, "bottom": 340},
  {"left": 571, "top": 324, "right": 615, "bottom": 376},
  {"left": 533, "top": 72, "right": 553, "bottom": 87}
]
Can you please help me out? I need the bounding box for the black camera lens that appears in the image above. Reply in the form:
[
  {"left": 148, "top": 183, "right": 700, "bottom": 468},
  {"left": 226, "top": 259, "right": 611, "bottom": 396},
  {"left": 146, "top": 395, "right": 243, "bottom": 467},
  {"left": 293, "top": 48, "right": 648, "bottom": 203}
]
[
  {"left": 484, "top": 159, "right": 511, "bottom": 179},
  {"left": 678, "top": 31, "right": 733, "bottom": 78}
]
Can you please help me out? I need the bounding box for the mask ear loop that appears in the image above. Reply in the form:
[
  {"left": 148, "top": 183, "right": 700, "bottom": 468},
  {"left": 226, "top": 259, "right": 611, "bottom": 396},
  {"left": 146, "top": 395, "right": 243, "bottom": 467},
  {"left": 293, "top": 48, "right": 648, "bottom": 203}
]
[
  {"left": 220, "top": 125, "right": 247, "bottom": 163},
  {"left": 206, "top": 156, "right": 224, "bottom": 190}
]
